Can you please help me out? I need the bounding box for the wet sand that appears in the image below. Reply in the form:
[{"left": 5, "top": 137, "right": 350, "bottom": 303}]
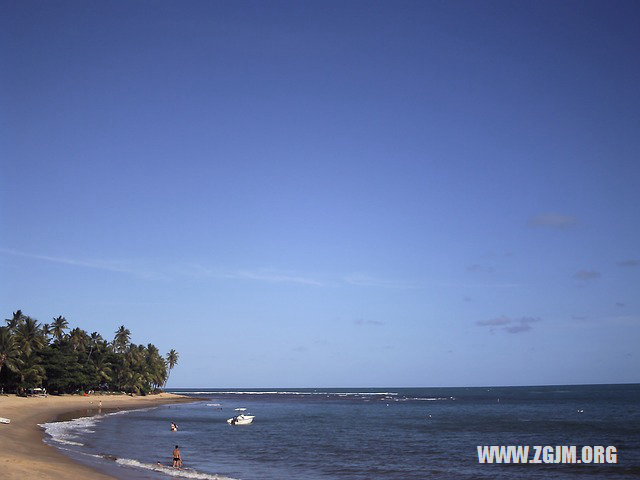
[{"left": 0, "top": 393, "right": 193, "bottom": 479}]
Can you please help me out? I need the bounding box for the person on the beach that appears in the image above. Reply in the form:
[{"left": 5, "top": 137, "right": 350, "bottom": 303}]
[{"left": 172, "top": 445, "right": 182, "bottom": 468}]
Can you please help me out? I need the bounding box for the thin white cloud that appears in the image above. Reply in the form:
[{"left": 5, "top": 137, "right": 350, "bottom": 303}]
[
  {"left": 174, "top": 263, "right": 215, "bottom": 277},
  {"left": 439, "top": 282, "right": 522, "bottom": 288},
  {"left": 344, "top": 273, "right": 418, "bottom": 289},
  {"left": 227, "top": 270, "right": 324, "bottom": 286},
  {"left": 0, "top": 247, "right": 165, "bottom": 280},
  {"left": 176, "top": 263, "right": 325, "bottom": 286}
]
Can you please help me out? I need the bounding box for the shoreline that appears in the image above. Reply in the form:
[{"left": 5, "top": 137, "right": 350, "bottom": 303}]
[{"left": 0, "top": 392, "right": 196, "bottom": 480}]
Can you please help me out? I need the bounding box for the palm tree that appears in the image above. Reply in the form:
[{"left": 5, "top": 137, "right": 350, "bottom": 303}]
[
  {"left": 2, "top": 311, "right": 177, "bottom": 394},
  {"left": 51, "top": 316, "right": 69, "bottom": 342},
  {"left": 121, "top": 344, "right": 147, "bottom": 394},
  {"left": 42, "top": 323, "right": 52, "bottom": 341},
  {"left": 5, "top": 310, "right": 24, "bottom": 331},
  {"left": 145, "top": 344, "right": 167, "bottom": 389},
  {"left": 122, "top": 370, "right": 146, "bottom": 395},
  {"left": 164, "top": 349, "right": 179, "bottom": 387},
  {"left": 92, "top": 350, "right": 113, "bottom": 385},
  {"left": 0, "top": 327, "right": 21, "bottom": 376},
  {"left": 13, "top": 316, "right": 46, "bottom": 358},
  {"left": 113, "top": 325, "right": 131, "bottom": 354},
  {"left": 18, "top": 353, "right": 46, "bottom": 392},
  {"left": 87, "top": 332, "right": 103, "bottom": 360},
  {"left": 69, "top": 327, "right": 88, "bottom": 351},
  {"left": 13, "top": 316, "right": 46, "bottom": 393}
]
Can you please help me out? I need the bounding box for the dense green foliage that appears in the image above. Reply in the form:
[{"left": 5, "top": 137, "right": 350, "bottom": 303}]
[{"left": 0, "top": 310, "right": 179, "bottom": 395}]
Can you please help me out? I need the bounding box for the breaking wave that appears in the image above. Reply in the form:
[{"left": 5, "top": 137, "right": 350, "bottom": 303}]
[
  {"left": 171, "top": 390, "right": 399, "bottom": 396},
  {"left": 39, "top": 415, "right": 100, "bottom": 446},
  {"left": 39, "top": 406, "right": 157, "bottom": 447},
  {"left": 115, "top": 458, "right": 238, "bottom": 479}
]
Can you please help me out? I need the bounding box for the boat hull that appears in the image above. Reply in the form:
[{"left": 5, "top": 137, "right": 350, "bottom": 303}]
[{"left": 227, "top": 415, "right": 254, "bottom": 425}]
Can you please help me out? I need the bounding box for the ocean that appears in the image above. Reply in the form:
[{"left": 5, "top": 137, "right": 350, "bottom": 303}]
[{"left": 40, "top": 384, "right": 640, "bottom": 479}]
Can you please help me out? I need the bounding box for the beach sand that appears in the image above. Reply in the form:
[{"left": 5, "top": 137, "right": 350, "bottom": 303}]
[{"left": 0, "top": 393, "right": 193, "bottom": 479}]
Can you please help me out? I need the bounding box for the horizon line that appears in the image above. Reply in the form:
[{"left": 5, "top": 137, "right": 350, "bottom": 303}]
[{"left": 165, "top": 381, "right": 639, "bottom": 390}]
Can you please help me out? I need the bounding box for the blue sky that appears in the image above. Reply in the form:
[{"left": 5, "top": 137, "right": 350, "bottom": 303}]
[{"left": 1, "top": 1, "right": 639, "bottom": 388}]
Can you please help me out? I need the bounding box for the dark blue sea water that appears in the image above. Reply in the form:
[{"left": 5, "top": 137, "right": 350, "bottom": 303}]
[{"left": 41, "top": 385, "right": 640, "bottom": 480}]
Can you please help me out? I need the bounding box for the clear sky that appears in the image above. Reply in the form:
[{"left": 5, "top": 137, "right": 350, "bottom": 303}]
[{"left": 2, "top": 1, "right": 639, "bottom": 388}]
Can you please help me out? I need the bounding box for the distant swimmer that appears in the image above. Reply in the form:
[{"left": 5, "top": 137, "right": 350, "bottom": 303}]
[
  {"left": 172, "top": 445, "right": 182, "bottom": 468},
  {"left": 170, "top": 422, "right": 178, "bottom": 432}
]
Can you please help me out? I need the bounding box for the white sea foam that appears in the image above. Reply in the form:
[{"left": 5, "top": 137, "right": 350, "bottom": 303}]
[
  {"left": 401, "top": 397, "right": 453, "bottom": 401},
  {"left": 39, "top": 415, "right": 102, "bottom": 446},
  {"left": 106, "top": 406, "right": 157, "bottom": 415},
  {"left": 39, "top": 406, "right": 159, "bottom": 447},
  {"left": 115, "top": 458, "right": 238, "bottom": 480},
  {"left": 171, "top": 391, "right": 399, "bottom": 396}
]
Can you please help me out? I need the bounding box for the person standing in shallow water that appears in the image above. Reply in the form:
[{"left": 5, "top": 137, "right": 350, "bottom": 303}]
[{"left": 172, "top": 445, "right": 182, "bottom": 468}]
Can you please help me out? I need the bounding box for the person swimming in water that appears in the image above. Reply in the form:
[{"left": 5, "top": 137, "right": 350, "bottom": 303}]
[{"left": 170, "top": 422, "right": 178, "bottom": 431}]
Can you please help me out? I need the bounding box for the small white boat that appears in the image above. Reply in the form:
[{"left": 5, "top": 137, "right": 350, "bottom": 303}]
[
  {"left": 0, "top": 417, "right": 10, "bottom": 424},
  {"left": 227, "top": 408, "right": 255, "bottom": 425}
]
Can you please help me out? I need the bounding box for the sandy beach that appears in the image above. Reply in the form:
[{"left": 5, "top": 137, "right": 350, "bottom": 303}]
[{"left": 0, "top": 393, "right": 193, "bottom": 479}]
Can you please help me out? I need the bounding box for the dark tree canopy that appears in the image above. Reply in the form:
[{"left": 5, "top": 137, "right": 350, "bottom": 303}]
[{"left": 1, "top": 310, "right": 178, "bottom": 395}]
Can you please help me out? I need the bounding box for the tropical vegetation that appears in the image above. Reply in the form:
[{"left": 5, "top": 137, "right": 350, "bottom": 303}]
[{"left": 0, "top": 310, "right": 179, "bottom": 396}]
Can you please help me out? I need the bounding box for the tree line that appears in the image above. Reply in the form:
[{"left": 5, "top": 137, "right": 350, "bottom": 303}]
[{"left": 0, "top": 310, "right": 179, "bottom": 395}]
